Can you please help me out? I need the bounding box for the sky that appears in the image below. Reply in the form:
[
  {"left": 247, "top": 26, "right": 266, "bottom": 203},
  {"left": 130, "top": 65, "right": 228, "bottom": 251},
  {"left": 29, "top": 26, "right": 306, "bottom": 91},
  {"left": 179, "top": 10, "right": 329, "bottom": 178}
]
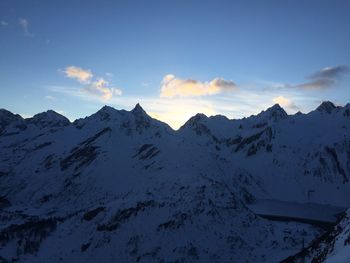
[{"left": 0, "top": 0, "right": 350, "bottom": 129}]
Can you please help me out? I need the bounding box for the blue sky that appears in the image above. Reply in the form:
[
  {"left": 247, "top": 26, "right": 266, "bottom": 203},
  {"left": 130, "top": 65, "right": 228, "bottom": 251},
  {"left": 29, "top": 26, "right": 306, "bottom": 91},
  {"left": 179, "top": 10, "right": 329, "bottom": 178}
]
[{"left": 0, "top": 0, "right": 349, "bottom": 128}]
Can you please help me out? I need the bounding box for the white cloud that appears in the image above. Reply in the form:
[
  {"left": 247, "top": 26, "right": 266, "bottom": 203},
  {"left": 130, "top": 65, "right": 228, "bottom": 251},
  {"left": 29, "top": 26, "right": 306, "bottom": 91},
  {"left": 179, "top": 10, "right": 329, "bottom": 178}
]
[
  {"left": 49, "top": 83, "right": 272, "bottom": 129},
  {"left": 1, "top": 21, "right": 8, "bottom": 26},
  {"left": 83, "top": 78, "right": 122, "bottom": 100},
  {"left": 160, "top": 74, "right": 238, "bottom": 98},
  {"left": 19, "top": 18, "right": 33, "bottom": 37},
  {"left": 63, "top": 66, "right": 93, "bottom": 84},
  {"left": 272, "top": 96, "right": 299, "bottom": 111},
  {"left": 60, "top": 66, "right": 122, "bottom": 100},
  {"left": 52, "top": 73, "right": 320, "bottom": 128}
]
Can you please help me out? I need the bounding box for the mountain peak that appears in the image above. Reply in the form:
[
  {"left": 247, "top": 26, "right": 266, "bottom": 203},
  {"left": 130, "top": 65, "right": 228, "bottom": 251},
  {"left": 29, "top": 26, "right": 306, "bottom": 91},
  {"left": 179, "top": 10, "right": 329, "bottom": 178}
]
[
  {"left": 258, "top": 104, "right": 287, "bottom": 121},
  {"left": 100, "top": 105, "right": 115, "bottom": 112},
  {"left": 193, "top": 113, "right": 208, "bottom": 120},
  {"left": 185, "top": 113, "right": 208, "bottom": 124},
  {"left": 97, "top": 105, "right": 118, "bottom": 115},
  {"left": 93, "top": 105, "right": 121, "bottom": 122},
  {"left": 0, "top": 109, "right": 23, "bottom": 132},
  {"left": 180, "top": 113, "right": 208, "bottom": 131},
  {"left": 268, "top": 103, "right": 284, "bottom": 111},
  {"left": 28, "top": 110, "right": 70, "bottom": 128},
  {"left": 316, "top": 101, "right": 336, "bottom": 113},
  {"left": 32, "top": 110, "right": 67, "bottom": 119},
  {"left": 0, "top": 108, "right": 22, "bottom": 117},
  {"left": 131, "top": 103, "right": 147, "bottom": 116}
]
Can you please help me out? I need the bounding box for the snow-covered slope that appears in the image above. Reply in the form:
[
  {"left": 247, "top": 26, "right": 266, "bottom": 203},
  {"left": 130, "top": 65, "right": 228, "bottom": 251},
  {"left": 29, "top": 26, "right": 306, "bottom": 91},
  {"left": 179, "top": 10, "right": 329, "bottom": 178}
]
[
  {"left": 0, "top": 102, "right": 349, "bottom": 262},
  {"left": 0, "top": 109, "right": 23, "bottom": 135},
  {"left": 179, "top": 102, "right": 350, "bottom": 205},
  {"left": 282, "top": 209, "right": 350, "bottom": 263}
]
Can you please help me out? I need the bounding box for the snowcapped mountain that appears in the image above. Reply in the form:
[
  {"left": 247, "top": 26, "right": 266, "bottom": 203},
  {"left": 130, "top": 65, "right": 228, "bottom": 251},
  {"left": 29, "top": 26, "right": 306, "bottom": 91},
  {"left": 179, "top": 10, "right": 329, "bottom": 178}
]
[
  {"left": 26, "top": 110, "right": 70, "bottom": 129},
  {"left": 0, "top": 102, "right": 349, "bottom": 262}
]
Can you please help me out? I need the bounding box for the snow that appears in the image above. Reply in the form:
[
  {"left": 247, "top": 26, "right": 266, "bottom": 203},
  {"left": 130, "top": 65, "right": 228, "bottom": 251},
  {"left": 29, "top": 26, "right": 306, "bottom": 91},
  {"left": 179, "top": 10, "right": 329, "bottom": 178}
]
[
  {"left": 323, "top": 209, "right": 350, "bottom": 263},
  {"left": 0, "top": 101, "right": 349, "bottom": 262},
  {"left": 325, "top": 249, "right": 350, "bottom": 263}
]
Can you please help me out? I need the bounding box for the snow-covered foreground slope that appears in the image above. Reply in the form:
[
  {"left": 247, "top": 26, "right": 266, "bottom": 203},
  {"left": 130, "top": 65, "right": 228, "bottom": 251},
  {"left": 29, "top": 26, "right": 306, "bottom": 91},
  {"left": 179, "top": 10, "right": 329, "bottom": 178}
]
[
  {"left": 282, "top": 209, "right": 350, "bottom": 263},
  {"left": 0, "top": 102, "right": 349, "bottom": 262}
]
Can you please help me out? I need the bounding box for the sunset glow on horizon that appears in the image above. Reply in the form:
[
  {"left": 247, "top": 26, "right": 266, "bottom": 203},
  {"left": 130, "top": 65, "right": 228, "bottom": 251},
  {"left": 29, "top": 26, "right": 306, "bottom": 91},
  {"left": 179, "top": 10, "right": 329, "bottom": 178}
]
[{"left": 1, "top": 1, "right": 349, "bottom": 128}]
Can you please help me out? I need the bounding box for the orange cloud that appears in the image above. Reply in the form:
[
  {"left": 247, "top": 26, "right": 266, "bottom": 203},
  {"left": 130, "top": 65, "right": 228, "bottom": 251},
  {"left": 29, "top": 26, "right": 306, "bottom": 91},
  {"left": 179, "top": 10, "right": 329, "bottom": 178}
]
[
  {"left": 272, "top": 96, "right": 298, "bottom": 111},
  {"left": 160, "top": 74, "right": 238, "bottom": 98},
  {"left": 84, "top": 78, "right": 122, "bottom": 100},
  {"left": 64, "top": 66, "right": 93, "bottom": 84},
  {"left": 62, "top": 66, "right": 122, "bottom": 100}
]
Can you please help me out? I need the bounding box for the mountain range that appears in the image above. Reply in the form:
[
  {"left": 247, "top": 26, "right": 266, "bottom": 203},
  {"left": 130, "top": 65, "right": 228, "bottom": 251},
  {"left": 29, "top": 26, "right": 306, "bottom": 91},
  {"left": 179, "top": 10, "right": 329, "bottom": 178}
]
[{"left": 0, "top": 101, "right": 349, "bottom": 262}]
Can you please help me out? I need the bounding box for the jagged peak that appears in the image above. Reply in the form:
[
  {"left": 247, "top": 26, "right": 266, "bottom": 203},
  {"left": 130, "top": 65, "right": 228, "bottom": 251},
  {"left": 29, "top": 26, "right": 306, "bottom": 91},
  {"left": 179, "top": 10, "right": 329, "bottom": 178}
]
[
  {"left": 128, "top": 103, "right": 173, "bottom": 132},
  {"left": 131, "top": 103, "right": 147, "bottom": 115},
  {"left": 316, "top": 101, "right": 336, "bottom": 113},
  {"left": 130, "top": 103, "right": 152, "bottom": 123},
  {"left": 258, "top": 103, "right": 287, "bottom": 121},
  {"left": 267, "top": 103, "right": 284, "bottom": 112}
]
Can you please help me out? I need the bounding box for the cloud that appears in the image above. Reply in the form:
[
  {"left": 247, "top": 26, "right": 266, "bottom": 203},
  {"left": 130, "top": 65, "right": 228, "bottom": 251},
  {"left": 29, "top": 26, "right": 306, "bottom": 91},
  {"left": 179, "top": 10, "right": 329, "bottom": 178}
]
[
  {"left": 18, "top": 18, "right": 33, "bottom": 37},
  {"left": 52, "top": 70, "right": 325, "bottom": 128},
  {"left": 83, "top": 78, "right": 122, "bottom": 100},
  {"left": 310, "top": 65, "right": 348, "bottom": 79},
  {"left": 63, "top": 66, "right": 93, "bottom": 84},
  {"left": 160, "top": 74, "right": 238, "bottom": 98},
  {"left": 272, "top": 96, "right": 299, "bottom": 111},
  {"left": 50, "top": 81, "right": 317, "bottom": 129},
  {"left": 45, "top": 95, "right": 54, "bottom": 100},
  {"left": 1, "top": 21, "right": 8, "bottom": 26},
  {"left": 60, "top": 66, "right": 122, "bottom": 100},
  {"left": 298, "top": 65, "right": 349, "bottom": 90}
]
